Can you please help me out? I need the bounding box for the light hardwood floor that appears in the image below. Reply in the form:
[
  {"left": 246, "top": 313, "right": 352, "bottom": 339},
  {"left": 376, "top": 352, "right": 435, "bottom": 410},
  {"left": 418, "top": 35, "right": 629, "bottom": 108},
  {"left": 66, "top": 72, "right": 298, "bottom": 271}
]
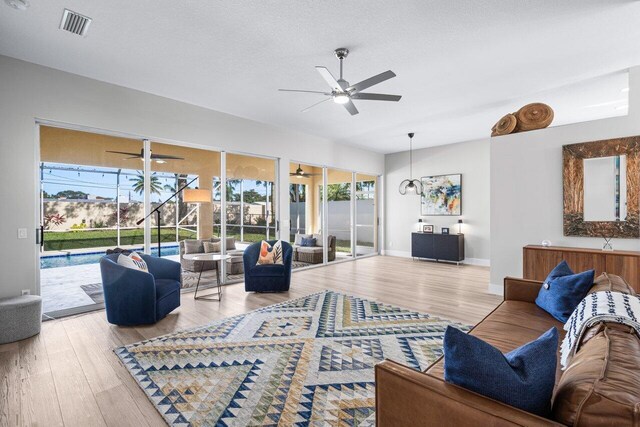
[{"left": 0, "top": 256, "right": 501, "bottom": 427}]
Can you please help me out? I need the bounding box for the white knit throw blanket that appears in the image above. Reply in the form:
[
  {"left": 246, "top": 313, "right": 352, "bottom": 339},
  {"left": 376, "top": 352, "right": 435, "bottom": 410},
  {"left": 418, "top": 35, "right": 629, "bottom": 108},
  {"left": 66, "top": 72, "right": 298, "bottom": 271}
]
[{"left": 561, "top": 291, "right": 640, "bottom": 369}]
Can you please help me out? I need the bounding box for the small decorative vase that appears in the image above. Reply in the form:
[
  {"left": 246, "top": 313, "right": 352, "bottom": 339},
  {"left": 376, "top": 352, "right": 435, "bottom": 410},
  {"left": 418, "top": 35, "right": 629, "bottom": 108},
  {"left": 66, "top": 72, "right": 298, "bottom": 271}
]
[{"left": 541, "top": 240, "right": 551, "bottom": 247}]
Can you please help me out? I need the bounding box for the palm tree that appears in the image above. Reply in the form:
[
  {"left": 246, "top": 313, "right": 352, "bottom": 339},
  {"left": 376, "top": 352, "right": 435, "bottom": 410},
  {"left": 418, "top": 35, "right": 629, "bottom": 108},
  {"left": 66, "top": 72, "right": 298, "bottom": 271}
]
[{"left": 130, "top": 172, "right": 163, "bottom": 195}]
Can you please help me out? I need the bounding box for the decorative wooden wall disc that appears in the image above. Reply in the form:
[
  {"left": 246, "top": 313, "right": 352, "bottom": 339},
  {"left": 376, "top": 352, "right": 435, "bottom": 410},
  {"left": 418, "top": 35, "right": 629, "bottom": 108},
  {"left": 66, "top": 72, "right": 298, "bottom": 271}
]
[
  {"left": 515, "top": 103, "right": 554, "bottom": 131},
  {"left": 491, "top": 113, "right": 517, "bottom": 136}
]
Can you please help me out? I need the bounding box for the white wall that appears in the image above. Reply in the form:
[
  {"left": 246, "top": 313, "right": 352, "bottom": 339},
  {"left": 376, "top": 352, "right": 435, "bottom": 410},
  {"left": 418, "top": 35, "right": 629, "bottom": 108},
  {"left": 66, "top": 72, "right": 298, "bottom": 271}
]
[
  {"left": 490, "top": 66, "right": 640, "bottom": 294},
  {"left": 0, "top": 55, "right": 384, "bottom": 299},
  {"left": 384, "top": 139, "right": 491, "bottom": 264}
]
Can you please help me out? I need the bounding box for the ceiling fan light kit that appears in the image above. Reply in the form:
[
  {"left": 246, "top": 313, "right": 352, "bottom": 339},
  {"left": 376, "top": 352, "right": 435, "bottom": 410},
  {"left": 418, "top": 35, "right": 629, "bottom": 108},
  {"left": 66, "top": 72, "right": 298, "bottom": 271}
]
[
  {"left": 399, "top": 132, "right": 424, "bottom": 196},
  {"left": 279, "top": 47, "right": 402, "bottom": 115}
]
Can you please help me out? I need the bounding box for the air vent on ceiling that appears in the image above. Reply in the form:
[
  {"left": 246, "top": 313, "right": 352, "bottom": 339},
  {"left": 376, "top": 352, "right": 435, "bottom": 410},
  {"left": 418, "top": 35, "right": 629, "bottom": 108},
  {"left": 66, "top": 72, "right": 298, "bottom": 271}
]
[{"left": 59, "top": 9, "right": 92, "bottom": 37}]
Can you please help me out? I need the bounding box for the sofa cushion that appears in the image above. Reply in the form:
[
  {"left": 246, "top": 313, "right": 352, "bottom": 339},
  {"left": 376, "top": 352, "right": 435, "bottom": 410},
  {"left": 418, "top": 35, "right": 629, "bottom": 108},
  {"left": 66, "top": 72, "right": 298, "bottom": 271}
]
[
  {"left": 588, "top": 272, "right": 635, "bottom": 295},
  {"left": 535, "top": 268, "right": 594, "bottom": 322},
  {"left": 443, "top": 326, "right": 558, "bottom": 417},
  {"left": 579, "top": 273, "right": 637, "bottom": 347},
  {"left": 301, "top": 237, "right": 316, "bottom": 247},
  {"left": 183, "top": 239, "right": 204, "bottom": 254},
  {"left": 553, "top": 323, "right": 640, "bottom": 425},
  {"left": 296, "top": 246, "right": 323, "bottom": 254},
  {"left": 225, "top": 238, "right": 236, "bottom": 250},
  {"left": 312, "top": 234, "right": 323, "bottom": 247},
  {"left": 427, "top": 301, "right": 565, "bottom": 385},
  {"left": 294, "top": 233, "right": 311, "bottom": 246},
  {"left": 249, "top": 264, "right": 286, "bottom": 277},
  {"left": 203, "top": 241, "right": 221, "bottom": 253}
]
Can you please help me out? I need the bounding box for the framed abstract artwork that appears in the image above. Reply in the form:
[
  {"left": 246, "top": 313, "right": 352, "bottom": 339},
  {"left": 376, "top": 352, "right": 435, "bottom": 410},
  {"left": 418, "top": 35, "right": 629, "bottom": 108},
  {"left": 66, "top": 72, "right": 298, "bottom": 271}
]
[{"left": 420, "top": 174, "right": 462, "bottom": 216}]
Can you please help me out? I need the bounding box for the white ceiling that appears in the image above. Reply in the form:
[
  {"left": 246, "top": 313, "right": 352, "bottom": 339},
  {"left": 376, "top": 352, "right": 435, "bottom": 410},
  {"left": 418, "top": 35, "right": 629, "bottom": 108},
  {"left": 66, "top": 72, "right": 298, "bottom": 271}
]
[{"left": 1, "top": 0, "right": 638, "bottom": 153}]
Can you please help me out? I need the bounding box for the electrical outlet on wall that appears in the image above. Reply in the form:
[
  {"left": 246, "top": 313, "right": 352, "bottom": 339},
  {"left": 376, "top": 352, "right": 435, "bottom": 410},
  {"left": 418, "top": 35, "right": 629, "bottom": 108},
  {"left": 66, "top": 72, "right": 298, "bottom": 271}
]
[
  {"left": 21, "top": 289, "right": 30, "bottom": 296},
  {"left": 17, "top": 228, "right": 27, "bottom": 239}
]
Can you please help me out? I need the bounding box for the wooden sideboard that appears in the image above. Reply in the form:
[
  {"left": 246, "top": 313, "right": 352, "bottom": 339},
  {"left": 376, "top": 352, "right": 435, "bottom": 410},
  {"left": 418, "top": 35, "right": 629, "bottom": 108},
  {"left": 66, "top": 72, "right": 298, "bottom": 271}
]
[{"left": 523, "top": 245, "right": 640, "bottom": 292}]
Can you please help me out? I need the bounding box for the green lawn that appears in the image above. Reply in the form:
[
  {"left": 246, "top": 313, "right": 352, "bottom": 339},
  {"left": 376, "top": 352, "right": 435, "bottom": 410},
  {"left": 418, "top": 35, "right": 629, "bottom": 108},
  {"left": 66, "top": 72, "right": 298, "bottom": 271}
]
[
  {"left": 43, "top": 228, "right": 275, "bottom": 251},
  {"left": 44, "top": 228, "right": 354, "bottom": 252},
  {"left": 44, "top": 229, "right": 197, "bottom": 251}
]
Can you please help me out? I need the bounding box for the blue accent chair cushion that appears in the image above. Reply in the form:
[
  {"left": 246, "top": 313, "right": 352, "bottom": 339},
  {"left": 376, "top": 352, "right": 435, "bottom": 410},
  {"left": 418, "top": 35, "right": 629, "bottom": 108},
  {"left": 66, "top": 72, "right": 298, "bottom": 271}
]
[
  {"left": 243, "top": 240, "right": 293, "bottom": 292},
  {"left": 100, "top": 253, "right": 181, "bottom": 326},
  {"left": 300, "top": 237, "right": 316, "bottom": 247},
  {"left": 535, "top": 261, "right": 595, "bottom": 322},
  {"left": 444, "top": 326, "right": 558, "bottom": 417}
]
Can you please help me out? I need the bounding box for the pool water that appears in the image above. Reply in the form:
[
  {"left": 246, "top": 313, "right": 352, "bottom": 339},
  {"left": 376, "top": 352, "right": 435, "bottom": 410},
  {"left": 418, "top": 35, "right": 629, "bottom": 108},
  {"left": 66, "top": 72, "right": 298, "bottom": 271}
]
[{"left": 40, "top": 246, "right": 180, "bottom": 269}]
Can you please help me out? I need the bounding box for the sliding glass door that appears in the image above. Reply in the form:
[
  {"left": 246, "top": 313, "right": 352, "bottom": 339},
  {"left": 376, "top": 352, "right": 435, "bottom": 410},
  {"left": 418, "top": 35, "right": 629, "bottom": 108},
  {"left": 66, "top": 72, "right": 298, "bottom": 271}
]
[
  {"left": 39, "top": 126, "right": 144, "bottom": 317},
  {"left": 326, "top": 168, "right": 353, "bottom": 262},
  {"left": 288, "top": 163, "right": 380, "bottom": 268},
  {"left": 355, "top": 174, "right": 378, "bottom": 256},
  {"left": 39, "top": 125, "right": 284, "bottom": 318}
]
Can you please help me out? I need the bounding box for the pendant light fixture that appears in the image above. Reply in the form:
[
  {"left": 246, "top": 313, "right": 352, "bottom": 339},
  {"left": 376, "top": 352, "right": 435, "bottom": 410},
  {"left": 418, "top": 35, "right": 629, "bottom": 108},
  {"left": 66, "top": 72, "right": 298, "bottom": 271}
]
[{"left": 399, "top": 132, "right": 423, "bottom": 195}]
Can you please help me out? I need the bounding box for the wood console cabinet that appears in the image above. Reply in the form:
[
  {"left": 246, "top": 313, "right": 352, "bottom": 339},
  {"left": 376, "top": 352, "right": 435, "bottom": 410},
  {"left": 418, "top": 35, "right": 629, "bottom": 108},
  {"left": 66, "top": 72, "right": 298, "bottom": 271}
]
[
  {"left": 523, "top": 245, "right": 640, "bottom": 292},
  {"left": 412, "top": 233, "right": 464, "bottom": 264}
]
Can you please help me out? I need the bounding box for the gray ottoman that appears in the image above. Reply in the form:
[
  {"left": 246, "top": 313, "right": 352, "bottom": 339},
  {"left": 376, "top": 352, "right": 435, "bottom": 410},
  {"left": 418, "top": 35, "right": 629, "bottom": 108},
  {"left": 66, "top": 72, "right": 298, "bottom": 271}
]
[{"left": 0, "top": 295, "right": 42, "bottom": 344}]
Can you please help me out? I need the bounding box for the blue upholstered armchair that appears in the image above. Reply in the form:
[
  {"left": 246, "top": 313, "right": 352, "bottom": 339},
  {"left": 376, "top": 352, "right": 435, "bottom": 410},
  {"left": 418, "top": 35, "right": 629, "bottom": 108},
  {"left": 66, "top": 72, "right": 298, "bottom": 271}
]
[
  {"left": 100, "top": 254, "right": 181, "bottom": 326},
  {"left": 243, "top": 240, "right": 293, "bottom": 292}
]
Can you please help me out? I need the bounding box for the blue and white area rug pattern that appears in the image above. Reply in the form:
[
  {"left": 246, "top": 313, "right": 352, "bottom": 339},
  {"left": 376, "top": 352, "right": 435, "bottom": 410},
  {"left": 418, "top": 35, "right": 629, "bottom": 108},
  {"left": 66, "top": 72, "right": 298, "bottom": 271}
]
[{"left": 116, "top": 290, "right": 469, "bottom": 426}]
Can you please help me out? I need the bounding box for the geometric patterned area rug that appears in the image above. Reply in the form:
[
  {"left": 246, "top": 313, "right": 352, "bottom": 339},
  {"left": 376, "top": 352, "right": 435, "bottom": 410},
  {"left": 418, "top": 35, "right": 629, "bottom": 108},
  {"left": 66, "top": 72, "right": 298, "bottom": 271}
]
[{"left": 115, "top": 290, "right": 470, "bottom": 426}]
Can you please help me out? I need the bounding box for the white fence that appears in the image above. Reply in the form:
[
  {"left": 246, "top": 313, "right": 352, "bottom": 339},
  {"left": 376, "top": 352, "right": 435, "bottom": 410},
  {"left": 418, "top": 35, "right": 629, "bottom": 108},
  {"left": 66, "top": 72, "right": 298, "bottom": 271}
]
[{"left": 290, "top": 200, "right": 375, "bottom": 242}]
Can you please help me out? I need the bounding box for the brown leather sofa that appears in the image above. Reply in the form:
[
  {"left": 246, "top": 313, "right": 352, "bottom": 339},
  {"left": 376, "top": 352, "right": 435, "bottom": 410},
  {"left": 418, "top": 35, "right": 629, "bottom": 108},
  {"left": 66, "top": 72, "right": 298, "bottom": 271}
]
[{"left": 375, "top": 274, "right": 640, "bottom": 426}]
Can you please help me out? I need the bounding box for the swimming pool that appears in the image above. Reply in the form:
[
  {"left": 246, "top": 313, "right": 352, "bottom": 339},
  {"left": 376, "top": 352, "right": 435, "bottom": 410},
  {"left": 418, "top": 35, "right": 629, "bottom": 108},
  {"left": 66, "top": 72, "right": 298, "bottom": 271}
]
[{"left": 40, "top": 246, "right": 180, "bottom": 269}]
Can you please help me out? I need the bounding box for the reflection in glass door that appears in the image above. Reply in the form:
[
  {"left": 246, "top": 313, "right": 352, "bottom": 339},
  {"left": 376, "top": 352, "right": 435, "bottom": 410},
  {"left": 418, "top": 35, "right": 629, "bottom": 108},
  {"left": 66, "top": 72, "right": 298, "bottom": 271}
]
[
  {"left": 355, "top": 174, "right": 378, "bottom": 256},
  {"left": 289, "top": 183, "right": 306, "bottom": 241},
  {"left": 326, "top": 168, "right": 353, "bottom": 262},
  {"left": 225, "top": 153, "right": 278, "bottom": 282}
]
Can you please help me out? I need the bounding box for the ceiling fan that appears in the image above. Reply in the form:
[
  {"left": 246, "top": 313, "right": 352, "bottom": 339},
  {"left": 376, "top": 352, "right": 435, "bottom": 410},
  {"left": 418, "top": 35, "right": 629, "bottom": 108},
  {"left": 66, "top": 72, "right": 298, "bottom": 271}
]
[
  {"left": 106, "top": 149, "right": 184, "bottom": 164},
  {"left": 279, "top": 48, "right": 401, "bottom": 116},
  {"left": 290, "top": 164, "right": 320, "bottom": 179}
]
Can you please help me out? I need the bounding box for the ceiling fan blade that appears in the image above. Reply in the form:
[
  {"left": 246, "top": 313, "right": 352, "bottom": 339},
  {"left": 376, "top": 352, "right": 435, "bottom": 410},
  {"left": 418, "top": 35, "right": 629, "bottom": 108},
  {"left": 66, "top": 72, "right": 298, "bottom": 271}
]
[
  {"left": 301, "top": 97, "right": 331, "bottom": 113},
  {"left": 315, "top": 66, "right": 342, "bottom": 92},
  {"left": 279, "top": 89, "right": 331, "bottom": 95},
  {"left": 106, "top": 151, "right": 141, "bottom": 157},
  {"left": 351, "top": 93, "right": 402, "bottom": 102},
  {"left": 151, "top": 154, "right": 185, "bottom": 160},
  {"left": 125, "top": 156, "right": 141, "bottom": 160},
  {"left": 347, "top": 70, "right": 396, "bottom": 93},
  {"left": 343, "top": 99, "right": 359, "bottom": 116},
  {"left": 289, "top": 173, "right": 311, "bottom": 178}
]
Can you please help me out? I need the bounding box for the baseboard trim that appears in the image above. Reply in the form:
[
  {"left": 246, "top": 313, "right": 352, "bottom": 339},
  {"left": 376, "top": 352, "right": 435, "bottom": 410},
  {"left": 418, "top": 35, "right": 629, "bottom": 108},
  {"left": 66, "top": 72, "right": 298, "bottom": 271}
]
[
  {"left": 463, "top": 258, "right": 490, "bottom": 267},
  {"left": 488, "top": 283, "right": 503, "bottom": 296},
  {"left": 382, "top": 251, "right": 490, "bottom": 267},
  {"left": 381, "top": 250, "right": 411, "bottom": 258}
]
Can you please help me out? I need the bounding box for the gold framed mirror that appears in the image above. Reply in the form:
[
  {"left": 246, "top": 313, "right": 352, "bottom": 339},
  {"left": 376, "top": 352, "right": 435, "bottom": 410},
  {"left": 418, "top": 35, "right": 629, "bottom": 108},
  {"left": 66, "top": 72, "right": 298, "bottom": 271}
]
[{"left": 563, "top": 136, "right": 639, "bottom": 238}]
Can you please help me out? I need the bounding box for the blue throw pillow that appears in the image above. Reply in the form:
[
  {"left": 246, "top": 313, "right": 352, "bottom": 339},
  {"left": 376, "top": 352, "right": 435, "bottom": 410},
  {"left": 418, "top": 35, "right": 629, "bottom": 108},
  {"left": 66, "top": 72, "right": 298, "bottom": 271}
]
[
  {"left": 300, "top": 237, "right": 316, "bottom": 247},
  {"left": 535, "top": 262, "right": 595, "bottom": 322},
  {"left": 545, "top": 260, "right": 574, "bottom": 282},
  {"left": 444, "top": 326, "right": 558, "bottom": 417}
]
